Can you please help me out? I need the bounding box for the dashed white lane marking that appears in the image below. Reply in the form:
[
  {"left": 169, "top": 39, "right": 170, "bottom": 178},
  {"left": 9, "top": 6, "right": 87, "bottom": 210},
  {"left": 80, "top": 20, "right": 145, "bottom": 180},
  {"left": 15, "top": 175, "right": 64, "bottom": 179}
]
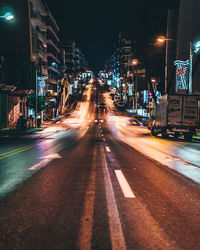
[
  {"left": 115, "top": 170, "right": 136, "bottom": 198},
  {"left": 78, "top": 147, "right": 96, "bottom": 250},
  {"left": 95, "top": 120, "right": 98, "bottom": 122},
  {"left": 100, "top": 120, "right": 104, "bottom": 122},
  {"left": 105, "top": 146, "right": 111, "bottom": 152},
  {"left": 101, "top": 146, "right": 126, "bottom": 250}
]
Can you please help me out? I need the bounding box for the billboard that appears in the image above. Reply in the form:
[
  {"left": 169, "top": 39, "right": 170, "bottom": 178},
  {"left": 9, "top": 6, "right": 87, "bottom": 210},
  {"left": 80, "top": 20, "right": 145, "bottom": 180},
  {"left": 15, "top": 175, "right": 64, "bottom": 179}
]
[{"left": 174, "top": 60, "right": 190, "bottom": 94}]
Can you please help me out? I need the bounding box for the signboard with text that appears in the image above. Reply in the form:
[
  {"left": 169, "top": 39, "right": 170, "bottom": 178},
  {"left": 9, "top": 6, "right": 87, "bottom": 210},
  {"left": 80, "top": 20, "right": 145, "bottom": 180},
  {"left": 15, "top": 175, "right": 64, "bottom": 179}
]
[{"left": 128, "top": 84, "right": 133, "bottom": 96}]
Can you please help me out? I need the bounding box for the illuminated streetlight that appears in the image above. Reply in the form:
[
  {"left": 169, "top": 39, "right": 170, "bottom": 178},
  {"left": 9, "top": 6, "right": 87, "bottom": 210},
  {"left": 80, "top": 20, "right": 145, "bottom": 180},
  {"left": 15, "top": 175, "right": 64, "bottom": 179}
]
[
  {"left": 131, "top": 59, "right": 139, "bottom": 114},
  {"left": 0, "top": 9, "right": 15, "bottom": 22},
  {"left": 131, "top": 59, "right": 139, "bottom": 66},
  {"left": 156, "top": 36, "right": 166, "bottom": 43},
  {"left": 5, "top": 13, "right": 14, "bottom": 21}
]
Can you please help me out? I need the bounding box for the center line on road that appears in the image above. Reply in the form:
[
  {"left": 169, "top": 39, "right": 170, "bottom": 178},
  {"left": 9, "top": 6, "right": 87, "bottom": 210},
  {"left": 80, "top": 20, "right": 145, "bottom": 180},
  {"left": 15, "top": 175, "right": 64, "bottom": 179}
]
[
  {"left": 105, "top": 146, "right": 111, "bottom": 152},
  {"left": 101, "top": 146, "right": 126, "bottom": 250},
  {"left": 78, "top": 146, "right": 96, "bottom": 250},
  {"left": 0, "top": 145, "right": 34, "bottom": 159},
  {"left": 115, "top": 170, "right": 136, "bottom": 198}
]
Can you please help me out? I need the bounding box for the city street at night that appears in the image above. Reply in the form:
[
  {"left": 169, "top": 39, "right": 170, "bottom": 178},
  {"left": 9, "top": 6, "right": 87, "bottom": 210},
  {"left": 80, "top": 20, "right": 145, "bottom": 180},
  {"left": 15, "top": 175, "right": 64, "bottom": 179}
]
[
  {"left": 0, "top": 87, "right": 200, "bottom": 249},
  {"left": 1, "top": 0, "right": 200, "bottom": 249}
]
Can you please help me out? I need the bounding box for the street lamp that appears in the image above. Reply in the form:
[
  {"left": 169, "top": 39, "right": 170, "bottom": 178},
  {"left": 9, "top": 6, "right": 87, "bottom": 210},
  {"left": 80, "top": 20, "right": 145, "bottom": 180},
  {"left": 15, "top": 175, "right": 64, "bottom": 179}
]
[
  {"left": 156, "top": 35, "right": 198, "bottom": 94},
  {"left": 0, "top": 8, "right": 15, "bottom": 22},
  {"left": 131, "top": 59, "right": 139, "bottom": 114}
]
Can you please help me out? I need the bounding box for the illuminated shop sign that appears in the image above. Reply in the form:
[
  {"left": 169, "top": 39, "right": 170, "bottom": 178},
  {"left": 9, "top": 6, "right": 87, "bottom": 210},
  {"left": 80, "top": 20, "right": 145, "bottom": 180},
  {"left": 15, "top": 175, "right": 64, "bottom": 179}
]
[
  {"left": 128, "top": 84, "right": 133, "bottom": 96},
  {"left": 174, "top": 60, "right": 189, "bottom": 93}
]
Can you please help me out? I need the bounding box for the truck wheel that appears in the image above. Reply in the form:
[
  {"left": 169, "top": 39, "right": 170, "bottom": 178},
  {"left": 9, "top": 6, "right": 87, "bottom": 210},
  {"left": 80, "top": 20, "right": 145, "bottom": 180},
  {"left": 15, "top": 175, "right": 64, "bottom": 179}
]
[
  {"left": 161, "top": 131, "right": 168, "bottom": 138},
  {"left": 174, "top": 132, "right": 180, "bottom": 138},
  {"left": 184, "top": 133, "right": 193, "bottom": 141},
  {"left": 151, "top": 127, "right": 157, "bottom": 136}
]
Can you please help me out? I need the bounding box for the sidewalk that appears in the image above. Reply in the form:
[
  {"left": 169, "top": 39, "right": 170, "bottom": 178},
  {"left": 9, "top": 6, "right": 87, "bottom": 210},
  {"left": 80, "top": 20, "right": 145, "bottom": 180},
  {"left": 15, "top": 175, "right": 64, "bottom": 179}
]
[
  {"left": 0, "top": 118, "right": 60, "bottom": 137},
  {"left": 0, "top": 102, "right": 77, "bottom": 138}
]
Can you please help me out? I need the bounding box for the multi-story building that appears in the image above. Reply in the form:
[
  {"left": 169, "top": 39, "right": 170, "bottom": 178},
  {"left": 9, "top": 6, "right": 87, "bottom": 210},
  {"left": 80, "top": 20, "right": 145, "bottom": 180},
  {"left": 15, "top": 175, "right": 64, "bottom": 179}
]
[
  {"left": 44, "top": 3, "right": 60, "bottom": 119},
  {"left": 62, "top": 39, "right": 88, "bottom": 77},
  {"left": 30, "top": 0, "right": 48, "bottom": 123},
  {"left": 0, "top": 0, "right": 48, "bottom": 127},
  {"left": 63, "top": 40, "right": 76, "bottom": 77},
  {"left": 118, "top": 31, "right": 137, "bottom": 82}
]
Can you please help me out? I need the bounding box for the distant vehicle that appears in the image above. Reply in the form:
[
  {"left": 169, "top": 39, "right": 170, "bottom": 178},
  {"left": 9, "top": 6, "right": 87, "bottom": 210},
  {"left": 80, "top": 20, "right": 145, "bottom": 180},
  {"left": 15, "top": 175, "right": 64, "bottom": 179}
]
[
  {"left": 150, "top": 94, "right": 200, "bottom": 140},
  {"left": 98, "top": 102, "right": 106, "bottom": 110},
  {"left": 127, "top": 118, "right": 144, "bottom": 126}
]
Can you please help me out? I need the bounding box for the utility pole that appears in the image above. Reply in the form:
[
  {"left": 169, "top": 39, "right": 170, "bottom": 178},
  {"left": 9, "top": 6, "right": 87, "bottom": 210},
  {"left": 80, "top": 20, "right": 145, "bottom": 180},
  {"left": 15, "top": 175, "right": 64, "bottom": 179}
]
[
  {"left": 35, "top": 62, "right": 38, "bottom": 128},
  {"left": 189, "top": 41, "right": 193, "bottom": 94}
]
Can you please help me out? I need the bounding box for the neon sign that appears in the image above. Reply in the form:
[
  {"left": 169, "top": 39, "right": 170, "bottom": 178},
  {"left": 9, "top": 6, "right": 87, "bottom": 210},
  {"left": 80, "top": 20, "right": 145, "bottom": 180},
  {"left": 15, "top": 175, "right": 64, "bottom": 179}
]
[{"left": 174, "top": 60, "right": 189, "bottom": 93}]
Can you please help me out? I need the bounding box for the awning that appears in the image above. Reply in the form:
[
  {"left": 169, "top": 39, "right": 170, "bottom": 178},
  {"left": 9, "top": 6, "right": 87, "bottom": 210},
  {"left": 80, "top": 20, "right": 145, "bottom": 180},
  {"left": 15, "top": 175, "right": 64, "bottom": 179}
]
[{"left": 0, "top": 83, "right": 17, "bottom": 92}]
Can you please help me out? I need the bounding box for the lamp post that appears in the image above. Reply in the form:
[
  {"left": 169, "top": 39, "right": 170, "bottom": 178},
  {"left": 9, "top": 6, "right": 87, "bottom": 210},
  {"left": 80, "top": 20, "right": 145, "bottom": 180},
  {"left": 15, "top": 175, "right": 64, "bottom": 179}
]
[
  {"left": 156, "top": 36, "right": 196, "bottom": 94},
  {"left": 131, "top": 59, "right": 139, "bottom": 114},
  {"left": 0, "top": 7, "right": 15, "bottom": 22},
  {"left": 0, "top": 13, "right": 14, "bottom": 21}
]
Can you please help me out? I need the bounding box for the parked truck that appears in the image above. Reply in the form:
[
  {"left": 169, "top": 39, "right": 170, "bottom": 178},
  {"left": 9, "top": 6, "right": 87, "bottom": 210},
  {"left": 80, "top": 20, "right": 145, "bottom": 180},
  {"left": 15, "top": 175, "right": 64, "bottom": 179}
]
[{"left": 150, "top": 94, "right": 200, "bottom": 140}]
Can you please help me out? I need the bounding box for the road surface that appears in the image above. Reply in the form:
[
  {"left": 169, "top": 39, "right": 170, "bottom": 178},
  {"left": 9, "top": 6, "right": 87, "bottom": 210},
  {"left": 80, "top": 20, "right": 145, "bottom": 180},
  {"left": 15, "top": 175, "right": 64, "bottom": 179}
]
[{"left": 0, "top": 87, "right": 200, "bottom": 249}]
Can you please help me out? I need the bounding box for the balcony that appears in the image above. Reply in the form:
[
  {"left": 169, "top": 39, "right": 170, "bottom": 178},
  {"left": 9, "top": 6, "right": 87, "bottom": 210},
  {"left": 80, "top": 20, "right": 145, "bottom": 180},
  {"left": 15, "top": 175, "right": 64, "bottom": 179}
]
[
  {"left": 31, "top": 12, "right": 46, "bottom": 32},
  {"left": 47, "top": 26, "right": 59, "bottom": 42},
  {"left": 47, "top": 12, "right": 59, "bottom": 32},
  {"left": 47, "top": 53, "right": 60, "bottom": 64},
  {"left": 47, "top": 78, "right": 57, "bottom": 84},
  {"left": 32, "top": 51, "right": 47, "bottom": 63},
  {"left": 47, "top": 39, "right": 60, "bottom": 53},
  {"left": 48, "top": 66, "right": 60, "bottom": 74},
  {"left": 38, "top": 32, "right": 47, "bottom": 47}
]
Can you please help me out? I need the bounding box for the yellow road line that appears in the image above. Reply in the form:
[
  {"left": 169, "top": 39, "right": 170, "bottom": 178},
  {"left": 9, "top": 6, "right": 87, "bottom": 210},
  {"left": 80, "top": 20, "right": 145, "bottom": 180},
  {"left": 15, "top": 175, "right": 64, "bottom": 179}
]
[
  {"left": 0, "top": 145, "right": 33, "bottom": 157},
  {"left": 0, "top": 146, "right": 34, "bottom": 160}
]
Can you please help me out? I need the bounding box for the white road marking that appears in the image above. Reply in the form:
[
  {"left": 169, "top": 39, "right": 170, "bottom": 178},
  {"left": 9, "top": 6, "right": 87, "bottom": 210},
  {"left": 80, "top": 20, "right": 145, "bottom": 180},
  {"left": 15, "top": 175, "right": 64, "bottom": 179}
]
[
  {"left": 78, "top": 147, "right": 96, "bottom": 250},
  {"left": 100, "top": 120, "right": 104, "bottom": 122},
  {"left": 101, "top": 146, "right": 126, "bottom": 250},
  {"left": 40, "top": 154, "right": 62, "bottom": 159},
  {"left": 95, "top": 120, "right": 98, "bottom": 122},
  {"left": 115, "top": 170, "right": 135, "bottom": 198},
  {"left": 105, "top": 146, "right": 111, "bottom": 152},
  {"left": 29, "top": 154, "right": 62, "bottom": 171}
]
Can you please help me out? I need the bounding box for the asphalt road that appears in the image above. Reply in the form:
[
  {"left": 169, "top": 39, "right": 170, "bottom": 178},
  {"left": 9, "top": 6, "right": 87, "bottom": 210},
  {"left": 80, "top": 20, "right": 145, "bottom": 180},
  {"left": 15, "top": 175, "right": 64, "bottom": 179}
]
[{"left": 0, "top": 88, "right": 200, "bottom": 249}]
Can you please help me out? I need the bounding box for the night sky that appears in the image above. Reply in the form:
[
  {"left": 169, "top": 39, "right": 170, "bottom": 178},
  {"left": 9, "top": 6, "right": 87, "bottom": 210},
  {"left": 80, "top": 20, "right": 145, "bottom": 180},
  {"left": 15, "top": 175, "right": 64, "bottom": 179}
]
[{"left": 46, "top": 0, "right": 178, "bottom": 72}]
